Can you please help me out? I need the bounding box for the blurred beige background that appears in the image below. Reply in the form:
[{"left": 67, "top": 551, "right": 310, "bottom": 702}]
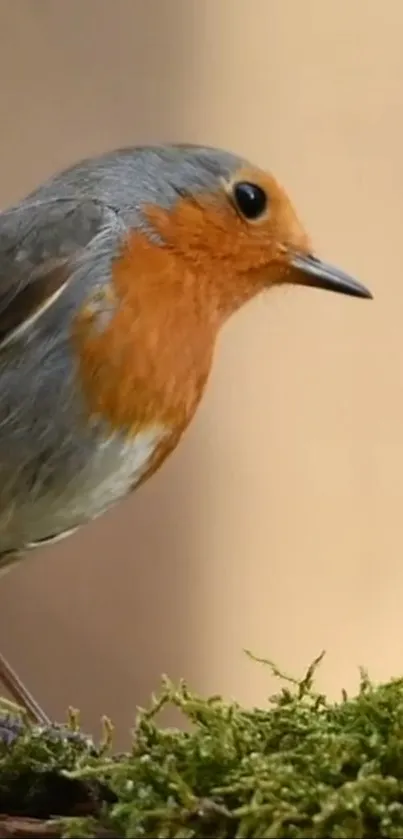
[{"left": 0, "top": 0, "right": 400, "bottom": 746}]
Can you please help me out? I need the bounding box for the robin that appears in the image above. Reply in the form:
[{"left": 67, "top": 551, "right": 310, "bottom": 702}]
[{"left": 0, "top": 143, "right": 372, "bottom": 571}]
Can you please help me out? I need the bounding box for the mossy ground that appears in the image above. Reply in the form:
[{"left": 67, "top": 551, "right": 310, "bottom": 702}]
[{"left": 2, "top": 652, "right": 403, "bottom": 838}]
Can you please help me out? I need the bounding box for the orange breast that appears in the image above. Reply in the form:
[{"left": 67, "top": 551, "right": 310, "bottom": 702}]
[{"left": 72, "top": 226, "right": 216, "bottom": 453}]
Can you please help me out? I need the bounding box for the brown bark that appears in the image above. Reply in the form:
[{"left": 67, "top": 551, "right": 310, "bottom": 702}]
[{"left": 0, "top": 815, "right": 115, "bottom": 839}]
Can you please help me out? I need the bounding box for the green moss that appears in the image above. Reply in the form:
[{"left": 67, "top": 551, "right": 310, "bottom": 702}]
[{"left": 3, "top": 651, "right": 403, "bottom": 837}]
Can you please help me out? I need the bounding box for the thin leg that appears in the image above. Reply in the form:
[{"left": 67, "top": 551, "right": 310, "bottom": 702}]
[{"left": 0, "top": 650, "right": 51, "bottom": 725}]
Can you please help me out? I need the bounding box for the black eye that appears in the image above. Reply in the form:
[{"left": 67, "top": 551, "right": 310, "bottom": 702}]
[{"left": 232, "top": 181, "right": 268, "bottom": 220}]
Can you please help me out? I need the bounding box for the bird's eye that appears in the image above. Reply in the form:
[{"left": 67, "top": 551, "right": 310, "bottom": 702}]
[{"left": 232, "top": 181, "right": 268, "bottom": 221}]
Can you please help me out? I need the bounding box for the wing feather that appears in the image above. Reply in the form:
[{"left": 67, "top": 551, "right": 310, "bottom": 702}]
[{"left": 0, "top": 197, "right": 116, "bottom": 348}]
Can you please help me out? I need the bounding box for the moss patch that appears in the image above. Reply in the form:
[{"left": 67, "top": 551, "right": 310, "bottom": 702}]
[{"left": 2, "top": 652, "right": 403, "bottom": 837}]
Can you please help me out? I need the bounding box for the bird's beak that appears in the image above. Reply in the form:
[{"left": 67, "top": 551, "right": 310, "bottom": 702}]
[{"left": 288, "top": 252, "right": 373, "bottom": 299}]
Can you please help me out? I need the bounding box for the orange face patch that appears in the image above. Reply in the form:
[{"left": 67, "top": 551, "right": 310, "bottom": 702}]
[{"left": 145, "top": 168, "right": 312, "bottom": 313}]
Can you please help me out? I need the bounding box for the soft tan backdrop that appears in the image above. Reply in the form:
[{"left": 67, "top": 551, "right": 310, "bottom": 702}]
[{"left": 0, "top": 0, "right": 400, "bottom": 746}]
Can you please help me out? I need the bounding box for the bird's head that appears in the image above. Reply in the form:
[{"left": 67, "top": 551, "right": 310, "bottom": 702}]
[
  {"left": 139, "top": 144, "right": 372, "bottom": 324},
  {"left": 73, "top": 144, "right": 373, "bottom": 435}
]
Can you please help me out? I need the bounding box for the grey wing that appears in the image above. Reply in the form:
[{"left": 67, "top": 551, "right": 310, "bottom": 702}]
[{"left": 0, "top": 196, "right": 119, "bottom": 349}]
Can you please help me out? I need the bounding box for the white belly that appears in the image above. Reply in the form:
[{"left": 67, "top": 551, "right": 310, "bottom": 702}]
[{"left": 0, "top": 423, "right": 167, "bottom": 560}]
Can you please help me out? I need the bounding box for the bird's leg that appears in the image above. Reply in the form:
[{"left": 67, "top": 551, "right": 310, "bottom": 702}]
[{"left": 0, "top": 651, "right": 51, "bottom": 725}]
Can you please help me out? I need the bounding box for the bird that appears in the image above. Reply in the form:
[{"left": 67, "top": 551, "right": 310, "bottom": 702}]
[
  {"left": 0, "top": 143, "right": 372, "bottom": 566},
  {"left": 0, "top": 143, "right": 372, "bottom": 719}
]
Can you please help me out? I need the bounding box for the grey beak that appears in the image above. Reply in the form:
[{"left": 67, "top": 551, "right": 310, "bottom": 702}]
[{"left": 290, "top": 253, "right": 373, "bottom": 299}]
